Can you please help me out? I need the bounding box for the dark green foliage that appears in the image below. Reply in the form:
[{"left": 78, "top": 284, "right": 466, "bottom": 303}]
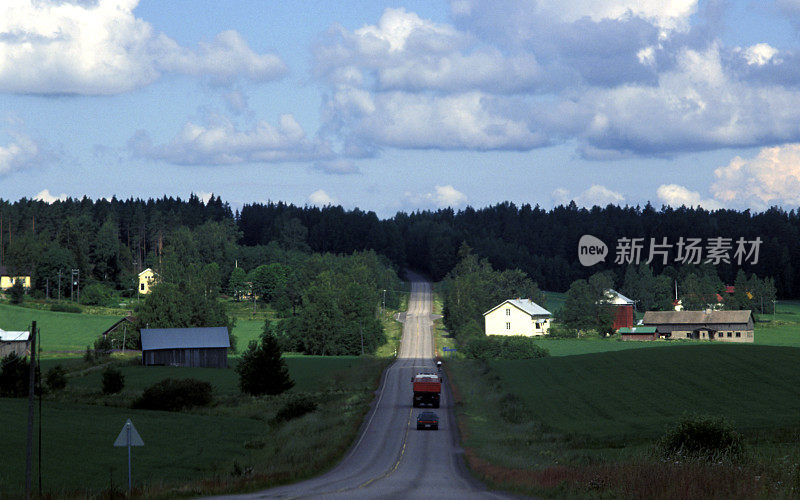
[
  {"left": 499, "top": 393, "right": 528, "bottom": 424},
  {"left": 237, "top": 328, "right": 294, "bottom": 396},
  {"left": 621, "top": 264, "right": 673, "bottom": 311},
  {"left": 547, "top": 322, "right": 578, "bottom": 338},
  {"left": 0, "top": 353, "right": 31, "bottom": 397},
  {"left": 8, "top": 281, "right": 25, "bottom": 304},
  {"left": 272, "top": 394, "right": 318, "bottom": 423},
  {"left": 83, "top": 345, "right": 94, "bottom": 363},
  {"left": 132, "top": 378, "right": 213, "bottom": 411},
  {"left": 79, "top": 283, "right": 113, "bottom": 306},
  {"left": 227, "top": 266, "right": 247, "bottom": 300},
  {"left": 50, "top": 303, "right": 82, "bottom": 313},
  {"left": 558, "top": 272, "right": 615, "bottom": 333},
  {"left": 657, "top": 415, "right": 745, "bottom": 462},
  {"left": 463, "top": 335, "right": 550, "bottom": 360},
  {"left": 45, "top": 365, "right": 68, "bottom": 391},
  {"left": 101, "top": 366, "right": 124, "bottom": 394},
  {"left": 93, "top": 335, "right": 113, "bottom": 358}
]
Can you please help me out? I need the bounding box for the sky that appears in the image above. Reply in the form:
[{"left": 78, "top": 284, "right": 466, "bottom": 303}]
[{"left": 3, "top": 0, "right": 800, "bottom": 217}]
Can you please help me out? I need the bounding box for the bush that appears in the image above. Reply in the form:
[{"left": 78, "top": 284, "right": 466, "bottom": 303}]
[
  {"left": 657, "top": 415, "right": 745, "bottom": 462},
  {"left": 0, "top": 352, "right": 32, "bottom": 397},
  {"left": 132, "top": 378, "right": 213, "bottom": 411},
  {"left": 8, "top": 281, "right": 25, "bottom": 304},
  {"left": 93, "top": 335, "right": 113, "bottom": 358},
  {"left": 79, "top": 283, "right": 113, "bottom": 306},
  {"left": 273, "top": 394, "right": 318, "bottom": 423},
  {"left": 102, "top": 366, "right": 125, "bottom": 394},
  {"left": 45, "top": 365, "right": 68, "bottom": 391},
  {"left": 50, "top": 303, "right": 82, "bottom": 313},
  {"left": 463, "top": 335, "right": 550, "bottom": 360},
  {"left": 547, "top": 322, "right": 579, "bottom": 339}
]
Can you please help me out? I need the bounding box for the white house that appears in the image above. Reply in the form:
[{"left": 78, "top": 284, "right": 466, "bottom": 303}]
[{"left": 484, "top": 299, "right": 552, "bottom": 336}]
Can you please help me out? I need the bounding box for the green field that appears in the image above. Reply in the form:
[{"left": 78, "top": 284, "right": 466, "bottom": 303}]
[{"left": 0, "top": 355, "right": 388, "bottom": 495}]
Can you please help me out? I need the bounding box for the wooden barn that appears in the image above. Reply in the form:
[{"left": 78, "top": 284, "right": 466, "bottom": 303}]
[
  {"left": 642, "top": 310, "right": 754, "bottom": 343},
  {"left": 0, "top": 328, "right": 30, "bottom": 357},
  {"left": 140, "top": 327, "right": 230, "bottom": 368}
]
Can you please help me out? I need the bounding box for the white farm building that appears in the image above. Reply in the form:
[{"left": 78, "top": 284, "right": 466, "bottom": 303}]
[{"left": 484, "top": 299, "right": 552, "bottom": 336}]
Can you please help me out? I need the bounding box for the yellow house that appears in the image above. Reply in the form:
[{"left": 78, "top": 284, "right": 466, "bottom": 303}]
[
  {"left": 484, "top": 299, "right": 552, "bottom": 336},
  {"left": 138, "top": 268, "right": 158, "bottom": 295},
  {"left": 0, "top": 265, "right": 31, "bottom": 290}
]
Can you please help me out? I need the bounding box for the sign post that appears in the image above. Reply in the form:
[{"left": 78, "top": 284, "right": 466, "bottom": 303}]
[{"left": 113, "top": 419, "right": 144, "bottom": 494}]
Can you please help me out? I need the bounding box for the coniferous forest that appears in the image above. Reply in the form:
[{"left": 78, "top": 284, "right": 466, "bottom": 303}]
[{"left": 0, "top": 195, "right": 798, "bottom": 296}]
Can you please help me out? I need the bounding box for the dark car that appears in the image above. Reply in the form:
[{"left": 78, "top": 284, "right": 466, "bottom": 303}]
[{"left": 416, "top": 411, "right": 439, "bottom": 430}]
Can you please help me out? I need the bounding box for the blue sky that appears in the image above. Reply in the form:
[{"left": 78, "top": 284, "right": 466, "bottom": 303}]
[{"left": 3, "top": 0, "right": 800, "bottom": 216}]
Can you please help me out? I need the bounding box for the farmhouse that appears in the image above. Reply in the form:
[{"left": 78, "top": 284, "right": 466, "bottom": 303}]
[
  {"left": 140, "top": 327, "right": 230, "bottom": 368},
  {"left": 642, "top": 310, "right": 754, "bottom": 343},
  {"left": 484, "top": 299, "right": 552, "bottom": 336},
  {"left": 0, "top": 265, "right": 31, "bottom": 291},
  {"left": 137, "top": 268, "right": 158, "bottom": 295},
  {"left": 603, "top": 289, "right": 635, "bottom": 330},
  {"left": 0, "top": 328, "right": 30, "bottom": 357}
]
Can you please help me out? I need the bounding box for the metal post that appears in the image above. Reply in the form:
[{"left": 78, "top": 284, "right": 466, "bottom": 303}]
[
  {"left": 25, "top": 321, "right": 37, "bottom": 499},
  {"left": 127, "top": 422, "right": 132, "bottom": 493}
]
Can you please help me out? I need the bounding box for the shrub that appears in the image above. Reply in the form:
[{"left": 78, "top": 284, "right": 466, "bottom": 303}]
[
  {"left": 273, "top": 394, "right": 318, "bottom": 423},
  {"left": 45, "top": 365, "right": 68, "bottom": 391},
  {"left": 8, "top": 281, "right": 25, "bottom": 304},
  {"left": 547, "top": 322, "right": 579, "bottom": 338},
  {"left": 0, "top": 352, "right": 32, "bottom": 397},
  {"left": 132, "top": 378, "right": 213, "bottom": 411},
  {"left": 79, "top": 283, "right": 113, "bottom": 306},
  {"left": 93, "top": 335, "right": 113, "bottom": 358},
  {"left": 657, "top": 415, "right": 745, "bottom": 462},
  {"left": 50, "top": 303, "right": 82, "bottom": 313},
  {"left": 463, "top": 335, "right": 550, "bottom": 360},
  {"left": 102, "top": 366, "right": 125, "bottom": 394}
]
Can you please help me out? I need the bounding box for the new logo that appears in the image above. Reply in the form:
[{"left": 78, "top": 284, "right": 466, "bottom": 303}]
[{"left": 578, "top": 235, "right": 608, "bottom": 266}]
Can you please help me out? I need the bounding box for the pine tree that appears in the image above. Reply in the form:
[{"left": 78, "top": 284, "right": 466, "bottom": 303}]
[{"left": 236, "top": 321, "right": 294, "bottom": 396}]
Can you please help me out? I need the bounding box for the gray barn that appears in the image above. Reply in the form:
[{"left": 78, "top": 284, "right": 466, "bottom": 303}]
[
  {"left": 0, "top": 329, "right": 30, "bottom": 357},
  {"left": 140, "top": 327, "right": 230, "bottom": 368},
  {"left": 642, "top": 310, "right": 754, "bottom": 342}
]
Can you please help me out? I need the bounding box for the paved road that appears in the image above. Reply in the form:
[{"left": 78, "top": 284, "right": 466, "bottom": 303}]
[{"left": 219, "top": 278, "right": 510, "bottom": 499}]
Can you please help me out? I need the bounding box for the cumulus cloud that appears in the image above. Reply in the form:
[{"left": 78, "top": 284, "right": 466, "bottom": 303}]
[
  {"left": 129, "top": 114, "right": 334, "bottom": 165},
  {"left": 33, "top": 189, "right": 67, "bottom": 203},
  {"left": 0, "top": 0, "right": 286, "bottom": 95},
  {"left": 656, "top": 184, "right": 721, "bottom": 209},
  {"left": 0, "top": 132, "right": 41, "bottom": 176},
  {"left": 308, "top": 189, "right": 337, "bottom": 205},
  {"left": 710, "top": 144, "right": 800, "bottom": 208},
  {"left": 552, "top": 184, "right": 625, "bottom": 207},
  {"left": 740, "top": 43, "right": 780, "bottom": 66},
  {"left": 403, "top": 185, "right": 468, "bottom": 209}
]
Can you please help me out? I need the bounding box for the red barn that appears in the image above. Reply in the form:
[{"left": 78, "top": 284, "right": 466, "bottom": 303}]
[{"left": 604, "top": 289, "right": 635, "bottom": 331}]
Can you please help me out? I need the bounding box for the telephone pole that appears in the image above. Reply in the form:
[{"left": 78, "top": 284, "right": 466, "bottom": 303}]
[{"left": 25, "top": 321, "right": 37, "bottom": 499}]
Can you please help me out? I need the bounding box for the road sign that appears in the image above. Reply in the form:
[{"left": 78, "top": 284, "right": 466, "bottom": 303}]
[
  {"left": 114, "top": 419, "right": 144, "bottom": 447},
  {"left": 114, "top": 419, "right": 144, "bottom": 493}
]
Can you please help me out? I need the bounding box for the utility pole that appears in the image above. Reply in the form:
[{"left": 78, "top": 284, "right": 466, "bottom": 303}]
[
  {"left": 382, "top": 289, "right": 386, "bottom": 315},
  {"left": 25, "top": 321, "right": 37, "bottom": 500},
  {"left": 57, "top": 270, "right": 62, "bottom": 301},
  {"left": 71, "top": 269, "right": 79, "bottom": 302}
]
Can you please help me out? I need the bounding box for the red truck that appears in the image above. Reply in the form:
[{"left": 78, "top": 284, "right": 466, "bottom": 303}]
[{"left": 411, "top": 372, "right": 441, "bottom": 408}]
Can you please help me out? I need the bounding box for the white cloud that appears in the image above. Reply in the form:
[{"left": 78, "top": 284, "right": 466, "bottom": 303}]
[
  {"left": 130, "top": 114, "right": 334, "bottom": 165},
  {"left": 0, "top": 0, "right": 286, "bottom": 95},
  {"left": 403, "top": 185, "right": 468, "bottom": 209},
  {"left": 312, "top": 159, "right": 360, "bottom": 175},
  {"left": 33, "top": 189, "right": 67, "bottom": 203},
  {"left": 308, "top": 189, "right": 337, "bottom": 205},
  {"left": 0, "top": 132, "right": 40, "bottom": 176},
  {"left": 552, "top": 184, "right": 625, "bottom": 207},
  {"left": 740, "top": 43, "right": 779, "bottom": 66},
  {"left": 656, "top": 184, "right": 721, "bottom": 209},
  {"left": 711, "top": 144, "right": 800, "bottom": 208}
]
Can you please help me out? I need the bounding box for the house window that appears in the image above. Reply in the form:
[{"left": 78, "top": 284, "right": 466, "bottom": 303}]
[
  {"left": 506, "top": 308, "right": 511, "bottom": 316},
  {"left": 535, "top": 322, "right": 541, "bottom": 329},
  {"left": 686, "top": 333, "right": 691, "bottom": 338},
  {"left": 506, "top": 322, "right": 511, "bottom": 330},
  {"left": 727, "top": 332, "right": 732, "bottom": 337},
  {"left": 736, "top": 332, "right": 741, "bottom": 338},
  {"left": 140, "top": 283, "right": 145, "bottom": 291}
]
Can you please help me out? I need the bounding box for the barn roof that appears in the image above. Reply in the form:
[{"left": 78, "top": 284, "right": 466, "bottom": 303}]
[
  {"left": 642, "top": 310, "right": 753, "bottom": 325},
  {"left": 619, "top": 326, "right": 657, "bottom": 334},
  {"left": 0, "top": 329, "right": 30, "bottom": 342},
  {"left": 484, "top": 299, "right": 551, "bottom": 317},
  {"left": 604, "top": 289, "right": 635, "bottom": 305},
  {"left": 140, "top": 327, "right": 230, "bottom": 350}
]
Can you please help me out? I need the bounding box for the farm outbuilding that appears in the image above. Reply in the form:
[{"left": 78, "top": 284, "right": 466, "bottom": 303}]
[
  {"left": 603, "top": 289, "right": 635, "bottom": 331},
  {"left": 642, "top": 310, "right": 754, "bottom": 343},
  {"left": 619, "top": 326, "right": 657, "bottom": 341},
  {"left": 140, "top": 327, "right": 230, "bottom": 368},
  {"left": 0, "top": 329, "right": 30, "bottom": 357}
]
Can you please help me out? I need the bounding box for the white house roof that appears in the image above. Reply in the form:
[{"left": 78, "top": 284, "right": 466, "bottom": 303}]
[
  {"left": 484, "top": 299, "right": 551, "bottom": 317},
  {"left": 604, "top": 289, "right": 635, "bottom": 305},
  {"left": 138, "top": 268, "right": 155, "bottom": 277},
  {"left": 0, "top": 329, "right": 30, "bottom": 342}
]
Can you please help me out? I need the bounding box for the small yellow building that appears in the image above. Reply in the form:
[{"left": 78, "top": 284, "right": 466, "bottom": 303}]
[
  {"left": 0, "top": 265, "right": 31, "bottom": 290},
  {"left": 484, "top": 299, "right": 552, "bottom": 336},
  {"left": 138, "top": 268, "right": 158, "bottom": 295}
]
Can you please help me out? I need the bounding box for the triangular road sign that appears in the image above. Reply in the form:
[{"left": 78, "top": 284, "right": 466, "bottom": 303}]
[{"left": 114, "top": 419, "right": 144, "bottom": 447}]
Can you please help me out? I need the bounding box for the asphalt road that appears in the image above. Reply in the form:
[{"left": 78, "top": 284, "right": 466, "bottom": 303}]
[{"left": 219, "top": 277, "right": 510, "bottom": 499}]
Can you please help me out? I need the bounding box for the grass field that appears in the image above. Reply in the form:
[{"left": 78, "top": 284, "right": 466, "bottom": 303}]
[{"left": 0, "top": 355, "right": 389, "bottom": 496}]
